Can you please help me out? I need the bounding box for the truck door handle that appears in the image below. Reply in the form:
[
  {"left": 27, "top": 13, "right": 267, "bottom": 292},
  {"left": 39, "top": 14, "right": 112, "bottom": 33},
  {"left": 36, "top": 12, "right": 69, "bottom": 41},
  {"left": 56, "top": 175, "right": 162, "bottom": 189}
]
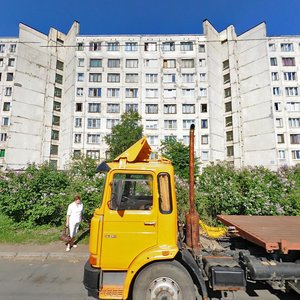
[{"left": 144, "top": 221, "right": 156, "bottom": 226}]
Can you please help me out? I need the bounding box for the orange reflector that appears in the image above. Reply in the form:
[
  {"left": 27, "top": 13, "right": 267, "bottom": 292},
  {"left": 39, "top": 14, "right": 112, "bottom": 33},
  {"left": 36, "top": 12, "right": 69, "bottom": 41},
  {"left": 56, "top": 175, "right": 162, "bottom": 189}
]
[
  {"left": 162, "top": 251, "right": 170, "bottom": 256},
  {"left": 89, "top": 254, "right": 97, "bottom": 265}
]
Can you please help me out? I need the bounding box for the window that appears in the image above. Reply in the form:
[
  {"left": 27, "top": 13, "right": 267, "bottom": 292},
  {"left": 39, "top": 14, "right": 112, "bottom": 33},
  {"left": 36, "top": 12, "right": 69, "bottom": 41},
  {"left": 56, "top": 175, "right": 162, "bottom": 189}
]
[
  {"left": 107, "top": 103, "right": 120, "bottom": 113},
  {"left": 77, "top": 58, "right": 84, "bottom": 68},
  {"left": 271, "top": 72, "right": 279, "bottom": 81},
  {"left": 3, "top": 102, "right": 10, "bottom": 111},
  {"left": 281, "top": 43, "right": 294, "bottom": 52},
  {"left": 225, "top": 102, "right": 232, "bottom": 112},
  {"left": 107, "top": 88, "right": 120, "bottom": 97},
  {"left": 162, "top": 42, "right": 175, "bottom": 51},
  {"left": 144, "top": 42, "right": 157, "bottom": 51},
  {"left": 282, "top": 57, "right": 295, "bottom": 66},
  {"left": 125, "top": 42, "right": 138, "bottom": 51},
  {"left": 199, "top": 73, "right": 206, "bottom": 82},
  {"left": 199, "top": 88, "right": 207, "bottom": 97},
  {"left": 201, "top": 119, "right": 208, "bottom": 129},
  {"left": 55, "top": 73, "right": 63, "bottom": 84},
  {"left": 0, "top": 44, "right": 5, "bottom": 53},
  {"left": 163, "top": 74, "right": 176, "bottom": 83},
  {"left": 108, "top": 59, "right": 120, "bottom": 68},
  {"left": 56, "top": 60, "right": 64, "bottom": 70},
  {"left": 223, "top": 59, "right": 229, "bottom": 70},
  {"left": 201, "top": 151, "right": 209, "bottom": 161},
  {"left": 199, "top": 44, "right": 205, "bottom": 52},
  {"left": 89, "top": 42, "right": 101, "bottom": 51},
  {"left": 182, "top": 59, "right": 194, "bottom": 68},
  {"left": 285, "top": 87, "right": 298, "bottom": 96},
  {"left": 51, "top": 130, "right": 59, "bottom": 140},
  {"left": 277, "top": 134, "right": 285, "bottom": 144},
  {"left": 107, "top": 42, "right": 119, "bottom": 51},
  {"left": 182, "top": 104, "right": 195, "bottom": 114},
  {"left": 89, "top": 59, "right": 102, "bottom": 68},
  {"left": 227, "top": 146, "right": 234, "bottom": 157},
  {"left": 77, "top": 88, "right": 83, "bottom": 96},
  {"left": 164, "top": 120, "right": 177, "bottom": 129},
  {"left": 164, "top": 104, "right": 176, "bottom": 114},
  {"left": 182, "top": 89, "right": 195, "bottom": 97},
  {"left": 145, "top": 89, "right": 158, "bottom": 98},
  {"left": 88, "top": 88, "right": 101, "bottom": 97},
  {"left": 270, "top": 57, "right": 277, "bottom": 66},
  {"left": 223, "top": 73, "right": 230, "bottom": 84},
  {"left": 145, "top": 119, "right": 158, "bottom": 130},
  {"left": 88, "top": 103, "right": 101, "bottom": 113},
  {"left": 201, "top": 135, "right": 208, "bottom": 144},
  {"left": 274, "top": 102, "right": 282, "bottom": 111},
  {"left": 226, "top": 131, "right": 233, "bottom": 142},
  {"left": 77, "top": 43, "right": 84, "bottom": 51},
  {"left": 75, "top": 118, "right": 82, "bottom": 128},
  {"left": 225, "top": 116, "right": 233, "bottom": 127},
  {"left": 0, "top": 133, "right": 7, "bottom": 142},
  {"left": 201, "top": 104, "right": 208, "bottom": 113},
  {"left": 2, "top": 117, "right": 9, "bottom": 126},
  {"left": 275, "top": 118, "right": 283, "bottom": 127},
  {"left": 89, "top": 73, "right": 102, "bottom": 82},
  {"left": 75, "top": 103, "right": 83, "bottom": 112},
  {"left": 273, "top": 87, "right": 280, "bottom": 96},
  {"left": 148, "top": 135, "right": 159, "bottom": 145},
  {"left": 158, "top": 173, "right": 172, "bottom": 214},
  {"left": 87, "top": 118, "right": 101, "bottom": 129},
  {"left": 125, "top": 73, "right": 138, "bottom": 83},
  {"left": 144, "top": 59, "right": 158, "bottom": 67},
  {"left": 73, "top": 150, "right": 81, "bottom": 157},
  {"left": 278, "top": 150, "right": 285, "bottom": 159},
  {"left": 107, "top": 73, "right": 120, "bottom": 83},
  {"left": 52, "top": 115, "right": 60, "bottom": 126},
  {"left": 6, "top": 73, "right": 13, "bottom": 81},
  {"left": 163, "top": 89, "right": 176, "bottom": 98},
  {"left": 110, "top": 173, "right": 153, "bottom": 211},
  {"left": 125, "top": 103, "right": 138, "bottom": 112},
  {"left": 53, "top": 101, "right": 61, "bottom": 112},
  {"left": 183, "top": 119, "right": 195, "bottom": 129},
  {"left": 87, "top": 134, "right": 101, "bottom": 144},
  {"left": 146, "top": 73, "right": 158, "bottom": 83},
  {"left": 87, "top": 150, "right": 100, "bottom": 160},
  {"left": 182, "top": 73, "right": 195, "bottom": 83},
  {"left": 163, "top": 59, "right": 176, "bottom": 68},
  {"left": 180, "top": 42, "right": 193, "bottom": 51},
  {"left": 50, "top": 145, "right": 58, "bottom": 155},
  {"left": 0, "top": 58, "right": 3, "bottom": 67},
  {"left": 9, "top": 44, "right": 16, "bottom": 53},
  {"left": 107, "top": 119, "right": 120, "bottom": 129},
  {"left": 290, "top": 134, "right": 300, "bottom": 144},
  {"left": 292, "top": 150, "right": 300, "bottom": 160},
  {"left": 126, "top": 59, "right": 139, "bottom": 68},
  {"left": 269, "top": 43, "right": 276, "bottom": 51},
  {"left": 224, "top": 88, "right": 231, "bottom": 98},
  {"left": 8, "top": 58, "right": 15, "bottom": 67},
  {"left": 287, "top": 102, "right": 300, "bottom": 111},
  {"left": 0, "top": 149, "right": 5, "bottom": 158},
  {"left": 5, "top": 87, "right": 12, "bottom": 96},
  {"left": 145, "top": 104, "right": 158, "bottom": 114},
  {"left": 199, "top": 59, "right": 206, "bottom": 67},
  {"left": 289, "top": 118, "right": 300, "bottom": 128},
  {"left": 284, "top": 72, "right": 296, "bottom": 81},
  {"left": 125, "top": 88, "right": 138, "bottom": 98},
  {"left": 77, "top": 73, "right": 84, "bottom": 81}
]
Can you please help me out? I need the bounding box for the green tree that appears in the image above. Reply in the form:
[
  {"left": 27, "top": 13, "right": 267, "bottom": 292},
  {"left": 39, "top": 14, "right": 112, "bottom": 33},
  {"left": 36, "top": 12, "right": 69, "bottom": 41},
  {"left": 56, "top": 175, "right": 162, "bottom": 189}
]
[
  {"left": 104, "top": 111, "right": 143, "bottom": 160},
  {"left": 160, "top": 138, "right": 200, "bottom": 180}
]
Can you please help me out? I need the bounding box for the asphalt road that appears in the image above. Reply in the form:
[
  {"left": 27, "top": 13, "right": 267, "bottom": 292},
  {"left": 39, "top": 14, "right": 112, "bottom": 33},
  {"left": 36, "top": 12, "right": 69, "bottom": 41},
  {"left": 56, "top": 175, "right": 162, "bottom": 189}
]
[{"left": 0, "top": 258, "right": 298, "bottom": 300}]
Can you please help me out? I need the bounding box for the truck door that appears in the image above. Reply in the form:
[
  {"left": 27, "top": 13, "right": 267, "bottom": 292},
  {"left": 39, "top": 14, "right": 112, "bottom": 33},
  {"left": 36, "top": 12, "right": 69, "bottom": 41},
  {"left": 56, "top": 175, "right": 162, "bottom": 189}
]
[{"left": 101, "top": 171, "right": 157, "bottom": 270}]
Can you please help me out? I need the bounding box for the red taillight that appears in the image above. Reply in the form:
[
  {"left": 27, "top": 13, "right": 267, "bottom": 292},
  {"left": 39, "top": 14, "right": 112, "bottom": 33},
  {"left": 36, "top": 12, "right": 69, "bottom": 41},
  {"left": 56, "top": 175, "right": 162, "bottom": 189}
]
[{"left": 89, "top": 254, "right": 97, "bottom": 265}]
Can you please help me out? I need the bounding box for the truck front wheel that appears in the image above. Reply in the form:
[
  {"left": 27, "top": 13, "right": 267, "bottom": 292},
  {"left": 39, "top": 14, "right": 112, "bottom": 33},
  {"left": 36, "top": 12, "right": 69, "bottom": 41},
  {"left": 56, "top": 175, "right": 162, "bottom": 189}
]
[{"left": 132, "top": 260, "right": 196, "bottom": 300}]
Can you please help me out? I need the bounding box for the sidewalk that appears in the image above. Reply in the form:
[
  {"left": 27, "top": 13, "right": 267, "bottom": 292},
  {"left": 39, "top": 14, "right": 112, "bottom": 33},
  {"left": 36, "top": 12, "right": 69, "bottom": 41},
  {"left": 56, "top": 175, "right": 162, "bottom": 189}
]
[{"left": 0, "top": 241, "right": 89, "bottom": 260}]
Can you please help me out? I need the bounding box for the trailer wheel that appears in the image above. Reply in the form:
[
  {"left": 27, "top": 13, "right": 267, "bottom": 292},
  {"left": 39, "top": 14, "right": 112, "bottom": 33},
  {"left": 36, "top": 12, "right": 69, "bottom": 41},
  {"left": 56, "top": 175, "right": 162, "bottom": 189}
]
[{"left": 132, "top": 260, "right": 196, "bottom": 300}]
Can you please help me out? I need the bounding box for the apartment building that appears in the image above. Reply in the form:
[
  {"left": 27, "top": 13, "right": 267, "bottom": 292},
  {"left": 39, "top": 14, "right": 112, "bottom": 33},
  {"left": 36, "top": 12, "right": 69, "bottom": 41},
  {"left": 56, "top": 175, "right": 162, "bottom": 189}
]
[{"left": 0, "top": 21, "right": 299, "bottom": 170}]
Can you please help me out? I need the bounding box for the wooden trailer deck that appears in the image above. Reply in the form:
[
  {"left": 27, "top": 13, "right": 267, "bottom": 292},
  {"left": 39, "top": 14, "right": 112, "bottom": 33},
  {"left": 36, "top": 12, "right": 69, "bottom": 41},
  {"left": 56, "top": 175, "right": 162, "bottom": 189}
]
[{"left": 217, "top": 215, "right": 300, "bottom": 253}]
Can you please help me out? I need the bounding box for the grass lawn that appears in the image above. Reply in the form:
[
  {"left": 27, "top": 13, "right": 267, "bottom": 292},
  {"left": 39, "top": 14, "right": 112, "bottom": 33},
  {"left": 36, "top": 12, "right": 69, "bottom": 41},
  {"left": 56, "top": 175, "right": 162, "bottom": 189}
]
[{"left": 0, "top": 213, "right": 89, "bottom": 244}]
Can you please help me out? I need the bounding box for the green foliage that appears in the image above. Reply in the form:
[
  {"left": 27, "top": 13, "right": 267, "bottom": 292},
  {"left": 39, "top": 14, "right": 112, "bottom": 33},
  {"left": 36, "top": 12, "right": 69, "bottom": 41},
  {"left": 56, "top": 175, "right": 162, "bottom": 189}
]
[
  {"left": 104, "top": 111, "right": 143, "bottom": 160},
  {"left": 160, "top": 138, "right": 200, "bottom": 180}
]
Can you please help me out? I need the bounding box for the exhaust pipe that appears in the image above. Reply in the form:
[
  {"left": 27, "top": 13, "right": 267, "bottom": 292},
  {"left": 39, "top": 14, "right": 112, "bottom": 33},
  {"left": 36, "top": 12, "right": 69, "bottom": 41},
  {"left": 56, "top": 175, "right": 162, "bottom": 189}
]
[{"left": 186, "top": 124, "right": 201, "bottom": 253}]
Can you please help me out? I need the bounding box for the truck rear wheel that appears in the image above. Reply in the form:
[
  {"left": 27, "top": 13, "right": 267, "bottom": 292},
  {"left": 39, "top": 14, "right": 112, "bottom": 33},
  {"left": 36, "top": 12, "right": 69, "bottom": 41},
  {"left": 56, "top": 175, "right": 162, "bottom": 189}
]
[{"left": 132, "top": 260, "right": 196, "bottom": 300}]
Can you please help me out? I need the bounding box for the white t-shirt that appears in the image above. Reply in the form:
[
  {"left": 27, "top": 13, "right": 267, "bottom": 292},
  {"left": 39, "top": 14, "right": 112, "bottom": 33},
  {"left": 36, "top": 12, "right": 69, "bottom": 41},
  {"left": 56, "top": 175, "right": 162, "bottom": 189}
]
[{"left": 67, "top": 201, "right": 83, "bottom": 224}]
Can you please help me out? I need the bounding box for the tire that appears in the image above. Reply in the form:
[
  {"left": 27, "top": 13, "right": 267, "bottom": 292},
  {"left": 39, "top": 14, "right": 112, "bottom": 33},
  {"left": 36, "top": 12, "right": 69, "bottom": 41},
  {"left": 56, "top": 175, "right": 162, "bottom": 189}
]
[{"left": 132, "top": 260, "right": 196, "bottom": 300}]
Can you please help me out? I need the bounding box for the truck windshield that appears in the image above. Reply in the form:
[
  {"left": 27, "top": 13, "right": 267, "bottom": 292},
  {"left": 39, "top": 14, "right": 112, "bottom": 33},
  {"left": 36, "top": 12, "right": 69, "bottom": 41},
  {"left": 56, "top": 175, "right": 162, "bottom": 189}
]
[{"left": 110, "top": 173, "right": 153, "bottom": 210}]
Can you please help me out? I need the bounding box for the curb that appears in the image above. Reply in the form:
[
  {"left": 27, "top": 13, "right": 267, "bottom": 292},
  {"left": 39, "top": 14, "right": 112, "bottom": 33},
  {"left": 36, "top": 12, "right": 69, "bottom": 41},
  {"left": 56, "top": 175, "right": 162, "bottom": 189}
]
[{"left": 0, "top": 251, "right": 88, "bottom": 260}]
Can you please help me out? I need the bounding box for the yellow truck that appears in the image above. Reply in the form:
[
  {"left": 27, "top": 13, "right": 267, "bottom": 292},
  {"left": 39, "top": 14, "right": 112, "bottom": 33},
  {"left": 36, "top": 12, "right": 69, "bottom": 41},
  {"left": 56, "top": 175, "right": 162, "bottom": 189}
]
[{"left": 84, "top": 125, "right": 300, "bottom": 299}]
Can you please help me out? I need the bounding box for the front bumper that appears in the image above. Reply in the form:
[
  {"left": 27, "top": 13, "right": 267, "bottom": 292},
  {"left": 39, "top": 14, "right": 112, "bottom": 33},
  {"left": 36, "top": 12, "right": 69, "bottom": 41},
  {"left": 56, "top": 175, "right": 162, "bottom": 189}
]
[{"left": 83, "top": 260, "right": 101, "bottom": 298}]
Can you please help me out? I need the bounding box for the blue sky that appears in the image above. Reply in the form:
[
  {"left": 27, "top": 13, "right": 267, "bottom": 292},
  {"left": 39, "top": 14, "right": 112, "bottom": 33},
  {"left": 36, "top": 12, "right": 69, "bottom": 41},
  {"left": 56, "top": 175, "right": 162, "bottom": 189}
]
[{"left": 1, "top": 0, "right": 299, "bottom": 37}]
